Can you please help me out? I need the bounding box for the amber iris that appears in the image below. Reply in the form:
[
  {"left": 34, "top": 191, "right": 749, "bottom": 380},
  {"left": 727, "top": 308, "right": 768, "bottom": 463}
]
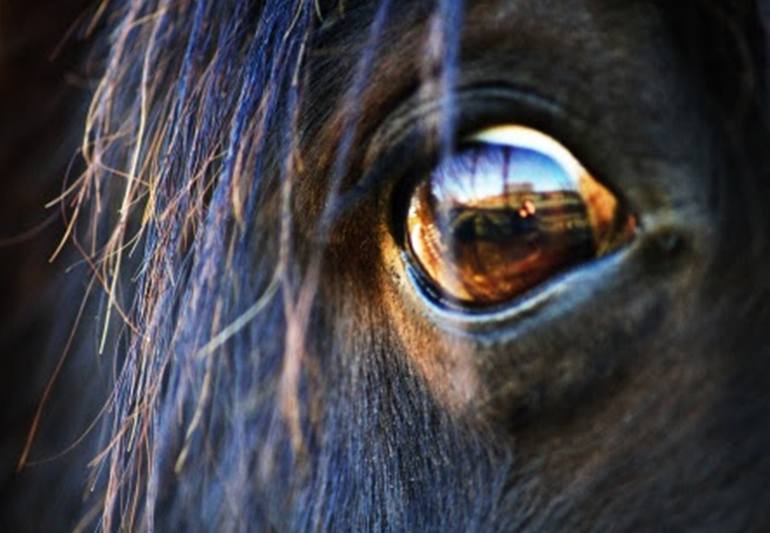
[{"left": 406, "top": 125, "right": 635, "bottom": 308}]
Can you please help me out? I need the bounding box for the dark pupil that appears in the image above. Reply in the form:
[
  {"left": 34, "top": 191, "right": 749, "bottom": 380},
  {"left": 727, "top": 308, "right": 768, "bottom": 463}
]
[{"left": 408, "top": 143, "right": 598, "bottom": 306}]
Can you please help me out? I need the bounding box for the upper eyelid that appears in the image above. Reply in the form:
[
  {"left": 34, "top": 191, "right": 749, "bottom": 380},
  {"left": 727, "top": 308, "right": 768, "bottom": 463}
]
[
  {"left": 362, "top": 84, "right": 574, "bottom": 169},
  {"left": 341, "top": 84, "right": 579, "bottom": 221}
]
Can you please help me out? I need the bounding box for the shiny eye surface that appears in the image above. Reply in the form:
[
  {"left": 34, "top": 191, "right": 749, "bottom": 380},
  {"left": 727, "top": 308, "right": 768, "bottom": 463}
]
[{"left": 405, "top": 125, "right": 637, "bottom": 309}]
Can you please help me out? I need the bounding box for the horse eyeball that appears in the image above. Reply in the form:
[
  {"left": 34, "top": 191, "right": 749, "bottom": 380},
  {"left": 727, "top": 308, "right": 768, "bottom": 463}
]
[{"left": 405, "top": 125, "right": 637, "bottom": 308}]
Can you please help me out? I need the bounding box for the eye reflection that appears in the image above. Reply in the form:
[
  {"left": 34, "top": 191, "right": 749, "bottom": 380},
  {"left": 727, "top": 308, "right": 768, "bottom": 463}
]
[{"left": 406, "top": 125, "right": 636, "bottom": 308}]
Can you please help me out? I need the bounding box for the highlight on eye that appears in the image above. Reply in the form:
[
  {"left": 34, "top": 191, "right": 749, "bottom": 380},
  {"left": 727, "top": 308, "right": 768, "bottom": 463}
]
[{"left": 404, "top": 125, "right": 637, "bottom": 308}]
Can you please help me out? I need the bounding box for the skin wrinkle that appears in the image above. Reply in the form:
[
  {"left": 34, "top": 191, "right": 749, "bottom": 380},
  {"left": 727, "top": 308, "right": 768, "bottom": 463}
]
[{"left": 2, "top": 0, "right": 770, "bottom": 531}]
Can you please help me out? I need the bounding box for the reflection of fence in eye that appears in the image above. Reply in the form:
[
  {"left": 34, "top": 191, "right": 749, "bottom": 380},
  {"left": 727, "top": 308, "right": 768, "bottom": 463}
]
[
  {"left": 531, "top": 190, "right": 593, "bottom": 236},
  {"left": 446, "top": 189, "right": 592, "bottom": 245}
]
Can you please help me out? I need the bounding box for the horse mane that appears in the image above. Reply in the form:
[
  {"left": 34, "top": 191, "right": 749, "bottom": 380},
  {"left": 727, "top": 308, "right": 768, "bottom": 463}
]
[{"left": 42, "top": 1, "right": 485, "bottom": 530}]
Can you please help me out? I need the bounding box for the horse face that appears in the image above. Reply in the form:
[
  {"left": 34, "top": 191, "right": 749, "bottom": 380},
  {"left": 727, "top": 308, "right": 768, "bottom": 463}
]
[
  {"left": 299, "top": 0, "right": 770, "bottom": 529},
  {"left": 3, "top": 1, "right": 770, "bottom": 530}
]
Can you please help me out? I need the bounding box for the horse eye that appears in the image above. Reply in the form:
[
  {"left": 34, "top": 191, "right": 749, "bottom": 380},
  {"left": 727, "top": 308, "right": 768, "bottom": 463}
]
[{"left": 405, "top": 125, "right": 637, "bottom": 309}]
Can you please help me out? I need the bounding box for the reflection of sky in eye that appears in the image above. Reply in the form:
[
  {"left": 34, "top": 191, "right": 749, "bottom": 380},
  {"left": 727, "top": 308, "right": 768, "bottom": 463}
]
[{"left": 430, "top": 144, "right": 579, "bottom": 206}]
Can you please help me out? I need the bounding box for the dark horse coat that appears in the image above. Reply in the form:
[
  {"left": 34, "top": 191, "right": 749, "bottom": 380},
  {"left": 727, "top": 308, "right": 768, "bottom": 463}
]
[{"left": 2, "top": 0, "right": 770, "bottom": 531}]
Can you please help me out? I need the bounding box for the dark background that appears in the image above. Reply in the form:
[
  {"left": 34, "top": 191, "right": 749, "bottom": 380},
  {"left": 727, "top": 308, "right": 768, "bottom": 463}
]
[{"left": 0, "top": 0, "right": 94, "bottom": 516}]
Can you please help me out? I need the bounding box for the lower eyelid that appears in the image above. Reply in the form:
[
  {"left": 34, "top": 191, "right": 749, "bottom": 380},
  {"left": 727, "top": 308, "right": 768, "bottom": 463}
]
[{"left": 401, "top": 243, "right": 631, "bottom": 335}]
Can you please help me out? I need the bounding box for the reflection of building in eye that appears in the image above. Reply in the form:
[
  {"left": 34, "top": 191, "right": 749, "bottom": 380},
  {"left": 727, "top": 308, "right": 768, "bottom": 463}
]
[{"left": 447, "top": 181, "right": 534, "bottom": 209}]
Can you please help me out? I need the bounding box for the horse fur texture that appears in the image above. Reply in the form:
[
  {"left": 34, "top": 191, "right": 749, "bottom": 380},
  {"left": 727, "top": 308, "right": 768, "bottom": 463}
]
[{"left": 2, "top": 0, "right": 770, "bottom": 531}]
